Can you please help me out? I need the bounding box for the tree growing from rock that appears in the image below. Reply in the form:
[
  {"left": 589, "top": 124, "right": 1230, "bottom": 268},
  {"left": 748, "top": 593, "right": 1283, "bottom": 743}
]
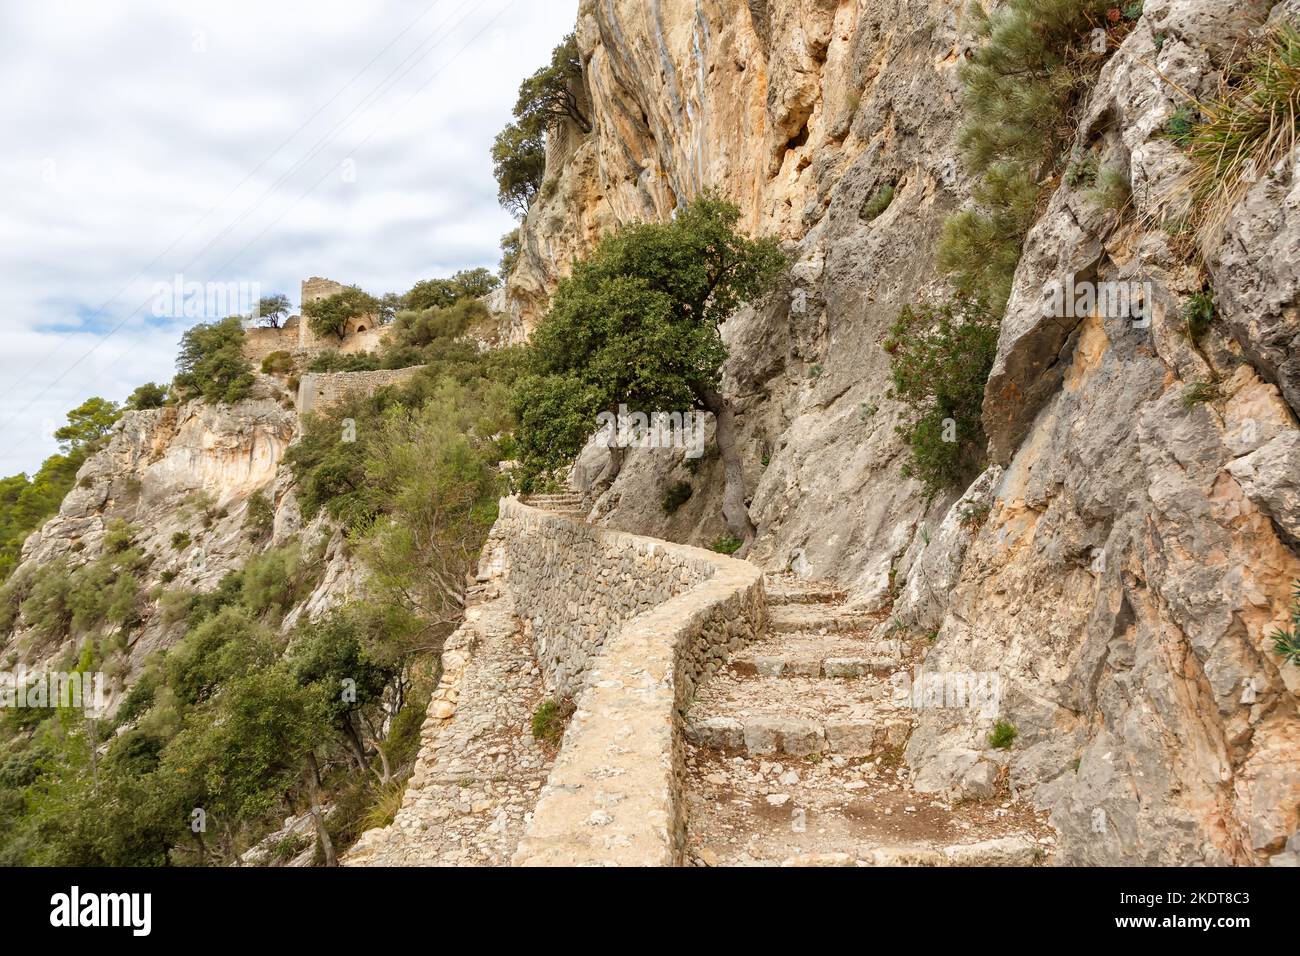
[
  {"left": 254, "top": 294, "right": 291, "bottom": 328},
  {"left": 492, "top": 33, "right": 589, "bottom": 219},
  {"left": 514, "top": 194, "right": 785, "bottom": 543},
  {"left": 173, "top": 316, "right": 255, "bottom": 403}
]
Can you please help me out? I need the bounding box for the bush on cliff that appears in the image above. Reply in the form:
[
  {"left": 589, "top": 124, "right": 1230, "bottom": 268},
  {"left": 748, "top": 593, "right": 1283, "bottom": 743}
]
[
  {"left": 513, "top": 194, "right": 785, "bottom": 544},
  {"left": 939, "top": 0, "right": 1136, "bottom": 313},
  {"left": 884, "top": 296, "right": 1000, "bottom": 495},
  {"left": 174, "top": 316, "right": 255, "bottom": 404}
]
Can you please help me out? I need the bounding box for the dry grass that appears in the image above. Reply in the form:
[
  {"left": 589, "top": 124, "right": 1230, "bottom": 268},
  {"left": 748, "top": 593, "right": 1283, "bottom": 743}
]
[{"left": 1154, "top": 22, "right": 1300, "bottom": 249}]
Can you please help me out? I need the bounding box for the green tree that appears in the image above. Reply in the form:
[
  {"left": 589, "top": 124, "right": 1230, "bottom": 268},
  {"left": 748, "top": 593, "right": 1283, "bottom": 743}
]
[
  {"left": 126, "top": 382, "right": 169, "bottom": 410},
  {"left": 513, "top": 33, "right": 590, "bottom": 135},
  {"left": 883, "top": 296, "right": 1000, "bottom": 495},
  {"left": 499, "top": 229, "right": 522, "bottom": 279},
  {"left": 288, "top": 611, "right": 396, "bottom": 780},
  {"left": 491, "top": 33, "right": 589, "bottom": 219},
  {"left": 174, "top": 317, "right": 255, "bottom": 403},
  {"left": 256, "top": 293, "right": 291, "bottom": 328},
  {"left": 405, "top": 268, "right": 500, "bottom": 312},
  {"left": 302, "top": 286, "right": 379, "bottom": 340},
  {"left": 53, "top": 397, "right": 121, "bottom": 453},
  {"left": 0, "top": 448, "right": 85, "bottom": 581},
  {"left": 514, "top": 195, "right": 785, "bottom": 542},
  {"left": 491, "top": 122, "right": 546, "bottom": 218}
]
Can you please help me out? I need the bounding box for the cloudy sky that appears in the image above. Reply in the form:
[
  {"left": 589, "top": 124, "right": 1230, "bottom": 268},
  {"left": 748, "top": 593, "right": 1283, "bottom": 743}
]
[{"left": 0, "top": 0, "right": 577, "bottom": 475}]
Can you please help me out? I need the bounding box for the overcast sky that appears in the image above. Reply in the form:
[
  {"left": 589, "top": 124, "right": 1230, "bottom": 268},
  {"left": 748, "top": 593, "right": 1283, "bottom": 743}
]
[{"left": 0, "top": 0, "right": 577, "bottom": 475}]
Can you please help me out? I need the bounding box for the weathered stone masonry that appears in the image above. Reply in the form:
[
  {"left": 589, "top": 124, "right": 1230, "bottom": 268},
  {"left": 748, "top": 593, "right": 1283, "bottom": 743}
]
[
  {"left": 296, "top": 367, "right": 425, "bottom": 417},
  {"left": 494, "top": 499, "right": 767, "bottom": 866}
]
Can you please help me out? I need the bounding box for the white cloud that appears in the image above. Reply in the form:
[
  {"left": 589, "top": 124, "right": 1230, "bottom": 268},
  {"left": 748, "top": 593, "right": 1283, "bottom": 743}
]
[{"left": 0, "top": 0, "right": 576, "bottom": 474}]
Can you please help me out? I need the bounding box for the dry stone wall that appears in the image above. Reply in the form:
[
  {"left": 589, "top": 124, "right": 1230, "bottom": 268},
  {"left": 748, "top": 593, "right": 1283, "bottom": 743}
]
[
  {"left": 296, "top": 367, "right": 424, "bottom": 417},
  {"left": 494, "top": 500, "right": 766, "bottom": 865}
]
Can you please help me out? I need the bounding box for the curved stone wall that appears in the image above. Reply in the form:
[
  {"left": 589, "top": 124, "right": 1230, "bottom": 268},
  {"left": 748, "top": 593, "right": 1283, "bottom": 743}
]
[{"left": 494, "top": 499, "right": 766, "bottom": 866}]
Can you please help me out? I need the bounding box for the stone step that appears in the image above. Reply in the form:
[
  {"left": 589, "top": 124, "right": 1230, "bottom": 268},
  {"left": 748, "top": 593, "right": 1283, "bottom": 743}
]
[
  {"left": 765, "top": 586, "right": 849, "bottom": 606},
  {"left": 732, "top": 634, "right": 904, "bottom": 678},
  {"left": 779, "top": 836, "right": 1045, "bottom": 867},
  {"left": 768, "top": 604, "right": 879, "bottom": 634},
  {"left": 686, "top": 712, "right": 911, "bottom": 757}
]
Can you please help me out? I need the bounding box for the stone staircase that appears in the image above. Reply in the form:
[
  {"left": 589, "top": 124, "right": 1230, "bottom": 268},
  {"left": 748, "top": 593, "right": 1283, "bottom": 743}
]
[
  {"left": 520, "top": 491, "right": 587, "bottom": 520},
  {"left": 683, "top": 574, "right": 1053, "bottom": 867}
]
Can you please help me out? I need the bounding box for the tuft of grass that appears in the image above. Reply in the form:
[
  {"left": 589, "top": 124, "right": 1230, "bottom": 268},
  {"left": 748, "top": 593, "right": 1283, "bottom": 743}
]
[
  {"left": 988, "top": 719, "right": 1018, "bottom": 750},
  {"left": 1160, "top": 23, "right": 1300, "bottom": 247},
  {"left": 661, "top": 481, "right": 693, "bottom": 515},
  {"left": 1181, "top": 380, "right": 1221, "bottom": 409},
  {"left": 531, "top": 697, "right": 574, "bottom": 744},
  {"left": 1272, "top": 581, "right": 1300, "bottom": 667},
  {"left": 1086, "top": 165, "right": 1131, "bottom": 211},
  {"left": 709, "top": 536, "right": 743, "bottom": 556},
  {"left": 1182, "top": 290, "right": 1216, "bottom": 343},
  {"left": 360, "top": 780, "right": 408, "bottom": 833},
  {"left": 862, "top": 183, "right": 896, "bottom": 221}
]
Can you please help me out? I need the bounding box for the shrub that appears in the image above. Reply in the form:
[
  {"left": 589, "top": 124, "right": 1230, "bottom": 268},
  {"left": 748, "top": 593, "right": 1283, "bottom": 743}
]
[
  {"left": 710, "top": 536, "right": 743, "bottom": 555},
  {"left": 661, "top": 481, "right": 693, "bottom": 515},
  {"left": 883, "top": 296, "right": 1000, "bottom": 495},
  {"left": 170, "top": 531, "right": 191, "bottom": 551},
  {"left": 1182, "top": 290, "right": 1216, "bottom": 343},
  {"left": 243, "top": 491, "right": 274, "bottom": 541},
  {"left": 261, "top": 350, "right": 295, "bottom": 376},
  {"left": 862, "top": 183, "right": 895, "bottom": 220},
  {"left": 174, "top": 317, "right": 255, "bottom": 404},
  {"left": 1274, "top": 581, "right": 1300, "bottom": 667},
  {"left": 939, "top": 0, "right": 1128, "bottom": 313},
  {"left": 988, "top": 719, "right": 1018, "bottom": 749},
  {"left": 531, "top": 698, "right": 573, "bottom": 744}
]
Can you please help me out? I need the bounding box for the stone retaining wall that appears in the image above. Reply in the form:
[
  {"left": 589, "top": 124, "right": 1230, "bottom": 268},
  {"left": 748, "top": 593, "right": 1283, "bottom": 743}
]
[
  {"left": 495, "top": 499, "right": 766, "bottom": 865},
  {"left": 296, "top": 366, "right": 424, "bottom": 416}
]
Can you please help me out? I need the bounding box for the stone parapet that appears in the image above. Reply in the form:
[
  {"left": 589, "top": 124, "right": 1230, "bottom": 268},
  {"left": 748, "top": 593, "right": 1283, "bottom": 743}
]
[{"left": 495, "top": 499, "right": 766, "bottom": 866}]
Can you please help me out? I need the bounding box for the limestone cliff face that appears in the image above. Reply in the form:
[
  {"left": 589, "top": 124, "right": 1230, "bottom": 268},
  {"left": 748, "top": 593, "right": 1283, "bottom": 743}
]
[
  {"left": 502, "top": 0, "right": 1300, "bottom": 864},
  {"left": 2, "top": 381, "right": 361, "bottom": 710}
]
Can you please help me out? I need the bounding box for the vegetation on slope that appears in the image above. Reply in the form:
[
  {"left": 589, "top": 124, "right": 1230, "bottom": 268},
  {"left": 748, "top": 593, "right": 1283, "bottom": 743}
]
[
  {"left": 888, "top": 0, "right": 1138, "bottom": 494},
  {"left": 512, "top": 194, "right": 785, "bottom": 543}
]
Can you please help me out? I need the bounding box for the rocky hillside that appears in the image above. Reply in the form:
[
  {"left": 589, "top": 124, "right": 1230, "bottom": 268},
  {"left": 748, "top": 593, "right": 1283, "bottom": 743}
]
[
  {"left": 499, "top": 0, "right": 1300, "bottom": 864},
  {"left": 1, "top": 378, "right": 361, "bottom": 715}
]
